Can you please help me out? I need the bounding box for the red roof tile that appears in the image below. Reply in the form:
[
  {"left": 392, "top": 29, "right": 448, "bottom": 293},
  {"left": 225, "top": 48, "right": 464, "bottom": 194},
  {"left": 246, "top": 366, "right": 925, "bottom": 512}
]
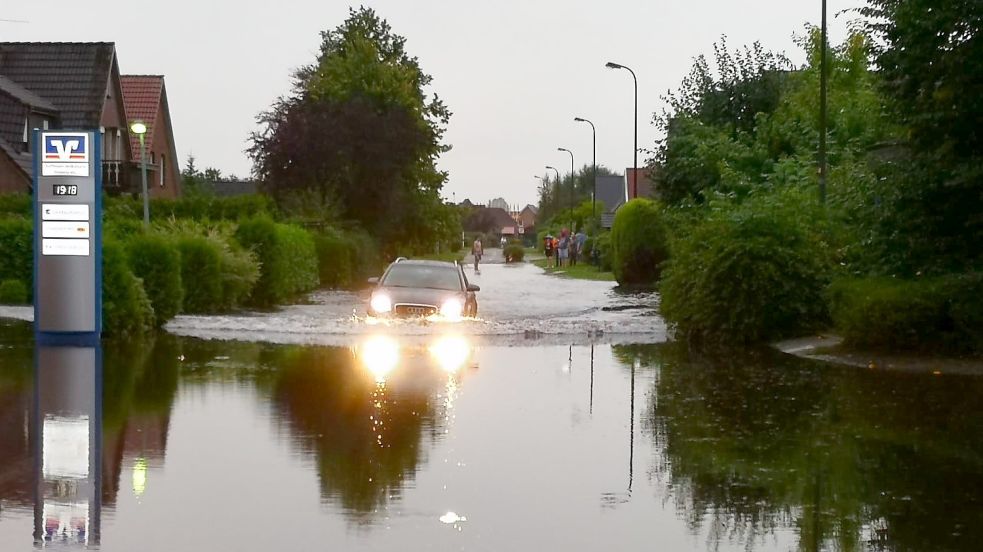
[{"left": 120, "top": 75, "right": 163, "bottom": 158}]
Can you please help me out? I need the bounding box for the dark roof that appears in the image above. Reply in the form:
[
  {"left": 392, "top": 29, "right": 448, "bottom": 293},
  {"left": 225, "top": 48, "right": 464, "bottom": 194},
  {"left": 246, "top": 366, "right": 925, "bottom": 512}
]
[
  {"left": 0, "top": 75, "right": 56, "bottom": 112},
  {"left": 0, "top": 42, "right": 116, "bottom": 129},
  {"left": 121, "top": 75, "right": 163, "bottom": 157},
  {"left": 595, "top": 175, "right": 626, "bottom": 213},
  {"left": 0, "top": 135, "right": 31, "bottom": 179}
]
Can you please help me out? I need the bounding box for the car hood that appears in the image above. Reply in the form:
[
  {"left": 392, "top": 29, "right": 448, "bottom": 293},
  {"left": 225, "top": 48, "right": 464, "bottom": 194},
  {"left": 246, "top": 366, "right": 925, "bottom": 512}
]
[{"left": 377, "top": 287, "right": 462, "bottom": 307}]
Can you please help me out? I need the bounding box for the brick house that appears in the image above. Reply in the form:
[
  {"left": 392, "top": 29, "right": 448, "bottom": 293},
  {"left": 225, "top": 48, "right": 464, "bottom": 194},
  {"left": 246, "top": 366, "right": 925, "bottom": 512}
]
[
  {"left": 0, "top": 42, "right": 180, "bottom": 197},
  {"left": 120, "top": 75, "right": 181, "bottom": 197}
]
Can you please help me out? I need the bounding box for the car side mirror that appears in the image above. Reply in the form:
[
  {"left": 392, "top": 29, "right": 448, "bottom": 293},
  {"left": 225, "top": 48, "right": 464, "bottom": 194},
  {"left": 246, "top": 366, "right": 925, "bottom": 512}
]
[
  {"left": 467, "top": 284, "right": 480, "bottom": 292},
  {"left": 367, "top": 277, "right": 380, "bottom": 285}
]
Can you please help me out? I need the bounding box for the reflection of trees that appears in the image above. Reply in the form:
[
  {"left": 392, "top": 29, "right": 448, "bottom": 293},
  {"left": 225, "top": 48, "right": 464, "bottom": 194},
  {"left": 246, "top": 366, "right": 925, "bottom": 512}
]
[
  {"left": 270, "top": 346, "right": 447, "bottom": 524},
  {"left": 0, "top": 321, "right": 34, "bottom": 506},
  {"left": 101, "top": 337, "right": 180, "bottom": 505},
  {"left": 617, "top": 343, "right": 983, "bottom": 552}
]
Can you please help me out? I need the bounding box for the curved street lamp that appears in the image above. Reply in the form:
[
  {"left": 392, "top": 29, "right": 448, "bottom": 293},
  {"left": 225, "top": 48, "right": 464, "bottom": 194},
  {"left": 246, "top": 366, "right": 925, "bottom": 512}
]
[
  {"left": 574, "top": 117, "right": 596, "bottom": 219},
  {"left": 557, "top": 147, "right": 574, "bottom": 212},
  {"left": 129, "top": 120, "right": 149, "bottom": 226},
  {"left": 606, "top": 61, "right": 637, "bottom": 203},
  {"left": 545, "top": 165, "right": 561, "bottom": 213}
]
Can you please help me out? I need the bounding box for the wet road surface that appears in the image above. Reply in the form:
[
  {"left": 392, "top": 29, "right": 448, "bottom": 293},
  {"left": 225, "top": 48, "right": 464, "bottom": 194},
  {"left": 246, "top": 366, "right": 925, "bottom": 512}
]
[{"left": 1, "top": 261, "right": 982, "bottom": 551}]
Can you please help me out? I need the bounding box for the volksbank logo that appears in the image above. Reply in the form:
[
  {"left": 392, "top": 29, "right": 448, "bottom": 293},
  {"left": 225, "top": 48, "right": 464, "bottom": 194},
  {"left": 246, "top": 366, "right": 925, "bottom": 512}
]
[{"left": 44, "top": 133, "right": 89, "bottom": 162}]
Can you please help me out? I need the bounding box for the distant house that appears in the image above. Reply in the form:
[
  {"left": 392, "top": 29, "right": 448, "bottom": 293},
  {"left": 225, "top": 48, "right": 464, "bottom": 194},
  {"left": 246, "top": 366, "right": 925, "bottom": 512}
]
[
  {"left": 459, "top": 198, "right": 475, "bottom": 209},
  {"left": 488, "top": 197, "right": 509, "bottom": 210},
  {"left": 195, "top": 179, "right": 258, "bottom": 197},
  {"left": 0, "top": 42, "right": 180, "bottom": 197},
  {"left": 519, "top": 204, "right": 538, "bottom": 230},
  {"left": 625, "top": 167, "right": 658, "bottom": 200},
  {"left": 595, "top": 174, "right": 627, "bottom": 228},
  {"left": 463, "top": 206, "right": 518, "bottom": 237},
  {"left": 121, "top": 75, "right": 181, "bottom": 197}
]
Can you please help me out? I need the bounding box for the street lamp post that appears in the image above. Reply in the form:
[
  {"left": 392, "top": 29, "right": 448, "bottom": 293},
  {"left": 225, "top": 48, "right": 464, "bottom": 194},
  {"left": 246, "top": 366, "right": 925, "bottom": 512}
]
[
  {"left": 129, "top": 121, "right": 149, "bottom": 226},
  {"left": 545, "top": 165, "right": 561, "bottom": 214},
  {"left": 606, "top": 61, "right": 637, "bottom": 203},
  {"left": 557, "top": 147, "right": 574, "bottom": 213},
  {"left": 574, "top": 117, "right": 596, "bottom": 220}
]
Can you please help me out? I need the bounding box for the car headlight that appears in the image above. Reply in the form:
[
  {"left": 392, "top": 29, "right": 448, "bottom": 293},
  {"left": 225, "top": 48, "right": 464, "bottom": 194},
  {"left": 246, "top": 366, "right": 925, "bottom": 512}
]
[
  {"left": 440, "top": 298, "right": 463, "bottom": 318},
  {"left": 370, "top": 293, "right": 392, "bottom": 313}
]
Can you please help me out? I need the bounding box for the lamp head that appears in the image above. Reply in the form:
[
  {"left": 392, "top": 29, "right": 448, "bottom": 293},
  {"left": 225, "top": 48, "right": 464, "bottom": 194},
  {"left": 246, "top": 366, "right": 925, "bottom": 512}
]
[
  {"left": 557, "top": 147, "right": 569, "bottom": 153},
  {"left": 574, "top": 117, "right": 585, "bottom": 122},
  {"left": 545, "top": 165, "right": 556, "bottom": 171},
  {"left": 130, "top": 121, "right": 147, "bottom": 135},
  {"left": 605, "top": 62, "right": 622, "bottom": 69}
]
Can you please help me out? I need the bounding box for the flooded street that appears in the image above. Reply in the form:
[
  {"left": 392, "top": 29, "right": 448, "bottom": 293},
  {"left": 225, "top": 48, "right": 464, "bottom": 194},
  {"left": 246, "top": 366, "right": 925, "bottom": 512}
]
[{"left": 1, "top": 263, "right": 982, "bottom": 551}]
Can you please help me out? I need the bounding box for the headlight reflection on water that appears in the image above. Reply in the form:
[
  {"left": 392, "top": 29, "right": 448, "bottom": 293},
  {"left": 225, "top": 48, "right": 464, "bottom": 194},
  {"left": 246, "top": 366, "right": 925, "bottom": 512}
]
[
  {"left": 356, "top": 335, "right": 473, "bottom": 381},
  {"left": 359, "top": 335, "right": 400, "bottom": 382},
  {"left": 429, "top": 336, "right": 471, "bottom": 373}
]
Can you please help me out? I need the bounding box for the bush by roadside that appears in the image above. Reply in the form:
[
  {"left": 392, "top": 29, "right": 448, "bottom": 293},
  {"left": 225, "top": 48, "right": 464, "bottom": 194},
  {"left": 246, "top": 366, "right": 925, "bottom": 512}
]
[
  {"left": 0, "top": 218, "right": 33, "bottom": 302},
  {"left": 503, "top": 243, "right": 525, "bottom": 263},
  {"left": 660, "top": 196, "right": 832, "bottom": 346},
  {"left": 828, "top": 273, "right": 982, "bottom": 354},
  {"left": 102, "top": 240, "right": 154, "bottom": 336},
  {"left": 126, "top": 234, "right": 183, "bottom": 327},
  {"left": 236, "top": 216, "right": 318, "bottom": 306},
  {"left": 609, "top": 199, "right": 669, "bottom": 286},
  {"left": 0, "top": 279, "right": 28, "bottom": 304}
]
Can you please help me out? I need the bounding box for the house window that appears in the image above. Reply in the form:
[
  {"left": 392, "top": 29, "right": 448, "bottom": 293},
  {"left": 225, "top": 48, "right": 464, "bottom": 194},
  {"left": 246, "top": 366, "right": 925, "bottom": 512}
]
[{"left": 160, "top": 154, "right": 166, "bottom": 187}]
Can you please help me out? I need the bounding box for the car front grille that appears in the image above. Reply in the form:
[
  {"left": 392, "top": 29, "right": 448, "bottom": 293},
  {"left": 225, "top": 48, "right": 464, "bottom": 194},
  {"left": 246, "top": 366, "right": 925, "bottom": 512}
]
[{"left": 394, "top": 304, "right": 438, "bottom": 317}]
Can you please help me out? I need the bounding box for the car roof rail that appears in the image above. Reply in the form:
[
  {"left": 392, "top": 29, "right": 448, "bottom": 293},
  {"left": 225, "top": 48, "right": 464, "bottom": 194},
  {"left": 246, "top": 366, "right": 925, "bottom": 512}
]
[{"left": 395, "top": 257, "right": 408, "bottom": 263}]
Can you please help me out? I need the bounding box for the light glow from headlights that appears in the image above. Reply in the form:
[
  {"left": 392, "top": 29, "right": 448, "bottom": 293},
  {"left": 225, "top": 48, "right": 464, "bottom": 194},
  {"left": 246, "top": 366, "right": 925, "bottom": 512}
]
[
  {"left": 360, "top": 335, "right": 400, "bottom": 382},
  {"left": 370, "top": 292, "right": 392, "bottom": 314},
  {"left": 429, "top": 336, "right": 471, "bottom": 373},
  {"left": 440, "top": 298, "right": 463, "bottom": 319}
]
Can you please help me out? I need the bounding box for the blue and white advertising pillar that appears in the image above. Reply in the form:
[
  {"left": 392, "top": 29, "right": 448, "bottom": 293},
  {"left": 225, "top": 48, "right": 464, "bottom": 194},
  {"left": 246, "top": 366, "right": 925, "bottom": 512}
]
[{"left": 33, "top": 130, "right": 102, "bottom": 346}]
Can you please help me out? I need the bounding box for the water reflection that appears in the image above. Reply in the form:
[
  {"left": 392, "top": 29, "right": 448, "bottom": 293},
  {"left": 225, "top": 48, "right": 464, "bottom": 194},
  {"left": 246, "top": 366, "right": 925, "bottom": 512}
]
[
  {"left": 617, "top": 343, "right": 983, "bottom": 552},
  {"left": 271, "top": 335, "right": 476, "bottom": 524},
  {"left": 33, "top": 346, "right": 102, "bottom": 547}
]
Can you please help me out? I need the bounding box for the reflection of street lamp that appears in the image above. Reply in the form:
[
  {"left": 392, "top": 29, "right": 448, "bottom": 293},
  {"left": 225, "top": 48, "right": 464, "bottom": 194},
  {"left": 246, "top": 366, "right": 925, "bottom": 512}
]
[
  {"left": 129, "top": 121, "right": 149, "bottom": 226},
  {"left": 605, "top": 61, "right": 637, "bottom": 202},
  {"left": 557, "top": 147, "right": 574, "bottom": 212},
  {"left": 574, "top": 117, "right": 596, "bottom": 220}
]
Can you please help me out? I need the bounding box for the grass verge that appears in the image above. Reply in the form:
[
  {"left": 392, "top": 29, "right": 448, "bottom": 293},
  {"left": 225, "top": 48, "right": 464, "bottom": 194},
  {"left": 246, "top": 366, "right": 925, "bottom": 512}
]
[{"left": 532, "top": 258, "right": 616, "bottom": 281}]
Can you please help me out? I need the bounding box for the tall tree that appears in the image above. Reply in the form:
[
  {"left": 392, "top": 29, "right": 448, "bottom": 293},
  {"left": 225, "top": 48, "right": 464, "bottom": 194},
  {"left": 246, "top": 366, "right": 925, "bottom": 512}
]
[
  {"left": 862, "top": 0, "right": 983, "bottom": 273},
  {"left": 248, "top": 7, "right": 452, "bottom": 250}
]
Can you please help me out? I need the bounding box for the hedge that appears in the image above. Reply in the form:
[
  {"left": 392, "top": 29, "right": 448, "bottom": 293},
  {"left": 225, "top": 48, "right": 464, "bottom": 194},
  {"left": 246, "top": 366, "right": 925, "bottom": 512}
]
[
  {"left": 0, "top": 218, "right": 33, "bottom": 301},
  {"left": 660, "top": 202, "right": 831, "bottom": 346},
  {"left": 0, "top": 279, "right": 28, "bottom": 304},
  {"left": 236, "top": 216, "right": 318, "bottom": 306},
  {"left": 126, "top": 234, "right": 183, "bottom": 327},
  {"left": 503, "top": 243, "right": 525, "bottom": 263},
  {"left": 175, "top": 235, "right": 225, "bottom": 313},
  {"left": 102, "top": 240, "right": 153, "bottom": 336},
  {"left": 828, "top": 273, "right": 983, "bottom": 353},
  {"left": 609, "top": 199, "right": 669, "bottom": 286}
]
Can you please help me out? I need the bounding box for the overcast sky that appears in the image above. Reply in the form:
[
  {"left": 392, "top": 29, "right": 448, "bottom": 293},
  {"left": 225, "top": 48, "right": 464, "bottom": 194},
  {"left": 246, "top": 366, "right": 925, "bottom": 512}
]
[{"left": 4, "top": 0, "right": 866, "bottom": 207}]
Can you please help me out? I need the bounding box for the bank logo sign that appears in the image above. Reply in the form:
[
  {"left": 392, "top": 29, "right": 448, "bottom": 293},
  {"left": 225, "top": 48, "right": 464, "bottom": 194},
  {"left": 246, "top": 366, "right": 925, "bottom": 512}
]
[{"left": 41, "top": 132, "right": 90, "bottom": 177}]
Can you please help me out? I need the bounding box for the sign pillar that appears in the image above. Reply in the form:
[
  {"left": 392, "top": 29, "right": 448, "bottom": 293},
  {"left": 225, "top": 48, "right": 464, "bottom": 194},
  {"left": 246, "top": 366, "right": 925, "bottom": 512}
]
[{"left": 33, "top": 130, "right": 102, "bottom": 345}]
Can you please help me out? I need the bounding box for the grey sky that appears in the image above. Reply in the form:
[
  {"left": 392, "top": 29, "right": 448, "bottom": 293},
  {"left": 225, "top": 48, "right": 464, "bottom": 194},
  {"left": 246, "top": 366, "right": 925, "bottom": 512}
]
[{"left": 5, "top": 1, "right": 865, "bottom": 208}]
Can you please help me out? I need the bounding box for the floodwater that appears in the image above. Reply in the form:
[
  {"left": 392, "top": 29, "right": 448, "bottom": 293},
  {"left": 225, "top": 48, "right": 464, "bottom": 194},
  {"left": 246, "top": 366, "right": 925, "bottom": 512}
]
[{"left": 0, "top": 263, "right": 981, "bottom": 551}]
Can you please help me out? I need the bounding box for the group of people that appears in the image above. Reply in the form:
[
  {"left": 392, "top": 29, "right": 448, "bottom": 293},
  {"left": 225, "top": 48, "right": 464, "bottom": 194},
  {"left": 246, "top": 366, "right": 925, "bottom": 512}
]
[{"left": 543, "top": 228, "right": 586, "bottom": 269}]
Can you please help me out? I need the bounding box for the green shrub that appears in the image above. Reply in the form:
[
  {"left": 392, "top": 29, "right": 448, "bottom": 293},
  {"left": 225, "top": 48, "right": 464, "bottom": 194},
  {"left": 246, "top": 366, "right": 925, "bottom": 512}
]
[
  {"left": 609, "top": 199, "right": 669, "bottom": 286},
  {"left": 152, "top": 194, "right": 274, "bottom": 221},
  {"left": 829, "top": 273, "right": 983, "bottom": 353},
  {"left": 0, "top": 194, "right": 32, "bottom": 217},
  {"left": 592, "top": 232, "right": 613, "bottom": 271},
  {"left": 236, "top": 216, "right": 318, "bottom": 306},
  {"left": 660, "top": 199, "right": 831, "bottom": 345},
  {"left": 215, "top": 240, "right": 260, "bottom": 310},
  {"left": 0, "top": 217, "right": 33, "bottom": 300},
  {"left": 126, "top": 234, "right": 183, "bottom": 327},
  {"left": 102, "top": 240, "right": 153, "bottom": 336},
  {"left": 503, "top": 243, "right": 525, "bottom": 263},
  {"left": 175, "top": 236, "right": 225, "bottom": 313},
  {"left": 0, "top": 279, "right": 28, "bottom": 304},
  {"left": 314, "top": 228, "right": 355, "bottom": 288}
]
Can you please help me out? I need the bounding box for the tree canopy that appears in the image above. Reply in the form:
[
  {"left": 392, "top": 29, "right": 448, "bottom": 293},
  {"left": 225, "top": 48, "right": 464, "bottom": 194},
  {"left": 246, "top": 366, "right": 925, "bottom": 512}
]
[{"left": 248, "top": 7, "right": 456, "bottom": 251}]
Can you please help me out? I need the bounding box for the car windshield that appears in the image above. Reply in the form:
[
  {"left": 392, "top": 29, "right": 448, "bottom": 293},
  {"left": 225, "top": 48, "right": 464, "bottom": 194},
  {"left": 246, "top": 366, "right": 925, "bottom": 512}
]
[{"left": 382, "top": 264, "right": 462, "bottom": 291}]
